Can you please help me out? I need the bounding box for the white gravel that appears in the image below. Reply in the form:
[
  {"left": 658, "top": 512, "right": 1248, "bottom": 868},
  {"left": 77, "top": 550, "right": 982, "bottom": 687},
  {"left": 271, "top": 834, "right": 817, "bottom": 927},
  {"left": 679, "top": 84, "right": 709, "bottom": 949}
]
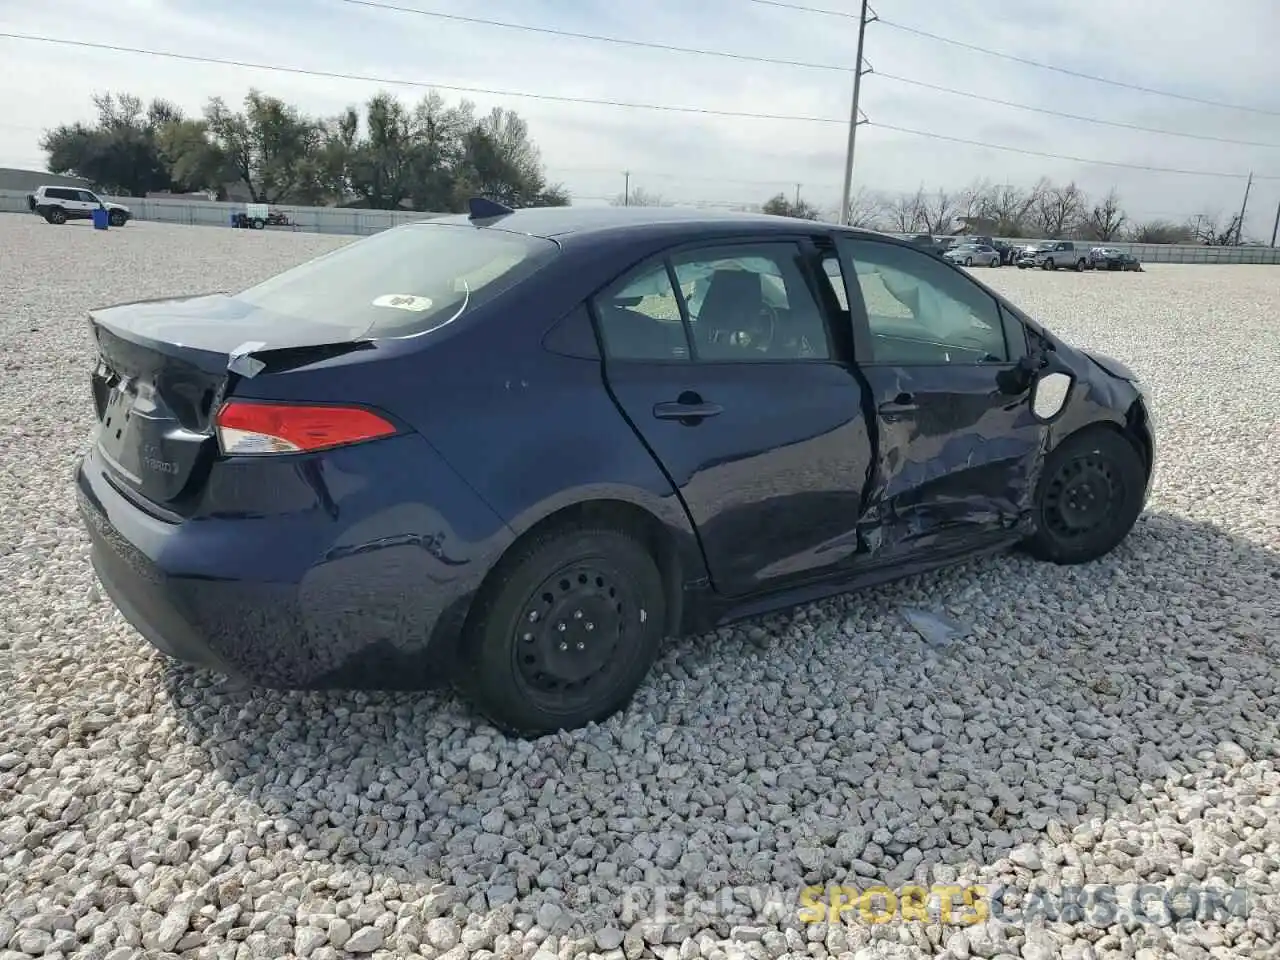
[{"left": 2, "top": 213, "right": 1279, "bottom": 960}]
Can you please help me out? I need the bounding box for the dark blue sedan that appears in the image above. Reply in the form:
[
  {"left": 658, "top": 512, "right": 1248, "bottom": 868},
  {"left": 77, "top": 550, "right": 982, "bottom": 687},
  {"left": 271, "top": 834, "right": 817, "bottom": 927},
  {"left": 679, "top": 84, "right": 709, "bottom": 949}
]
[{"left": 76, "top": 200, "right": 1155, "bottom": 735}]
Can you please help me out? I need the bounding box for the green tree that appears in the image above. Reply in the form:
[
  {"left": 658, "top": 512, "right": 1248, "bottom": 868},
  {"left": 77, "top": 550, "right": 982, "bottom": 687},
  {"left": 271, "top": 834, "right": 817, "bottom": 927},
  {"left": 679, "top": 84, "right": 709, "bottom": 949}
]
[
  {"left": 763, "top": 192, "right": 819, "bottom": 220},
  {"left": 40, "top": 92, "right": 177, "bottom": 196},
  {"left": 202, "top": 91, "right": 325, "bottom": 203}
]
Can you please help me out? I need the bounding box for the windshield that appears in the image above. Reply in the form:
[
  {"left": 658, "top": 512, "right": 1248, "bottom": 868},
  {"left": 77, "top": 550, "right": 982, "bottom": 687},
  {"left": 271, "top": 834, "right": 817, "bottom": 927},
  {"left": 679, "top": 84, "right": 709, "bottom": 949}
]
[{"left": 235, "top": 222, "right": 559, "bottom": 338}]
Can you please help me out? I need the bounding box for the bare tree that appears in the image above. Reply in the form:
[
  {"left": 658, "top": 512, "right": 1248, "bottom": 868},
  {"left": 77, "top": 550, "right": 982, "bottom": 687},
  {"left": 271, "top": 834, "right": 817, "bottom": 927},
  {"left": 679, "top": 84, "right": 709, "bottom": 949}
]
[
  {"left": 919, "top": 187, "right": 958, "bottom": 235},
  {"left": 1188, "top": 211, "right": 1243, "bottom": 245},
  {"left": 1128, "top": 219, "right": 1191, "bottom": 244},
  {"left": 982, "top": 182, "right": 1041, "bottom": 237},
  {"left": 844, "top": 186, "right": 885, "bottom": 228},
  {"left": 886, "top": 189, "right": 925, "bottom": 233},
  {"left": 1035, "top": 181, "right": 1087, "bottom": 238},
  {"left": 958, "top": 177, "right": 994, "bottom": 221},
  {"left": 611, "top": 186, "right": 665, "bottom": 207},
  {"left": 1087, "top": 188, "right": 1128, "bottom": 241}
]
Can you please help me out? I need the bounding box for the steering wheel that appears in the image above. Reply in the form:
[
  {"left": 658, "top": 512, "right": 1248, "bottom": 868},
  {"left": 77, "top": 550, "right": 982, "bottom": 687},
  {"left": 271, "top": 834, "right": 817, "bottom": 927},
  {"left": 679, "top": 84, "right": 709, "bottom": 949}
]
[{"left": 731, "top": 301, "right": 777, "bottom": 353}]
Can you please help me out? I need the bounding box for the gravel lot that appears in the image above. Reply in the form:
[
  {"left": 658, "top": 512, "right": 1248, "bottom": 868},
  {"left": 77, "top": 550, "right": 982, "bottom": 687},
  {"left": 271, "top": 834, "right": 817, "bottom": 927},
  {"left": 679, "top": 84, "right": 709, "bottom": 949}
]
[{"left": 2, "top": 214, "right": 1278, "bottom": 960}]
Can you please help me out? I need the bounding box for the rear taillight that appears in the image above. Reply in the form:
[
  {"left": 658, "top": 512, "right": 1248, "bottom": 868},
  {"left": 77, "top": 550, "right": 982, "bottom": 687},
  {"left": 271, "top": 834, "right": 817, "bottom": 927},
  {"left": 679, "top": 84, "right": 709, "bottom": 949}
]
[{"left": 214, "top": 401, "right": 397, "bottom": 455}]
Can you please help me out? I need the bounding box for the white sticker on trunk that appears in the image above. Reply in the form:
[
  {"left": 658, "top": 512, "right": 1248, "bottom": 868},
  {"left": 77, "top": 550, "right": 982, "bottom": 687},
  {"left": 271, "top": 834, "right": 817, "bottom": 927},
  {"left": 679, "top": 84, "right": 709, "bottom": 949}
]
[{"left": 373, "top": 294, "right": 434, "bottom": 312}]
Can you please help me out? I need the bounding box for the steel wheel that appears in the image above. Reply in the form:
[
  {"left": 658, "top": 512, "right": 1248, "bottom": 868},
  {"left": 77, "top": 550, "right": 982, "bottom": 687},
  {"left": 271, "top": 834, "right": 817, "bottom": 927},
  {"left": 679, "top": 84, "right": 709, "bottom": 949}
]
[
  {"left": 1025, "top": 428, "right": 1147, "bottom": 565},
  {"left": 461, "top": 525, "right": 666, "bottom": 736},
  {"left": 513, "top": 560, "right": 632, "bottom": 699}
]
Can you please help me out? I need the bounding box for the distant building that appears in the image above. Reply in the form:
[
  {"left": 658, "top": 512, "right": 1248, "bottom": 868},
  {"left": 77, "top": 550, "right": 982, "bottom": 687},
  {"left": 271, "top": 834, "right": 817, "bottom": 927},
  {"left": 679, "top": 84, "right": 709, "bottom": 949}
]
[{"left": 0, "top": 167, "right": 93, "bottom": 193}]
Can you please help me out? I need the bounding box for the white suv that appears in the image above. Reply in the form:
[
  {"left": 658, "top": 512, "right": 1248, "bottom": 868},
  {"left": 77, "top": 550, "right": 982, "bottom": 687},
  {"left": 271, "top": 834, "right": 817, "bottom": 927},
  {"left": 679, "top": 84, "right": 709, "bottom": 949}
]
[{"left": 28, "top": 186, "right": 131, "bottom": 226}]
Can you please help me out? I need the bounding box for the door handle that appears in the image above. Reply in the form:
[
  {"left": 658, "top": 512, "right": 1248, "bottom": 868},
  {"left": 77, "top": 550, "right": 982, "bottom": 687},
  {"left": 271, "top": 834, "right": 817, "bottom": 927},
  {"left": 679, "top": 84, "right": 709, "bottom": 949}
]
[
  {"left": 878, "top": 392, "right": 917, "bottom": 414},
  {"left": 653, "top": 399, "right": 723, "bottom": 421}
]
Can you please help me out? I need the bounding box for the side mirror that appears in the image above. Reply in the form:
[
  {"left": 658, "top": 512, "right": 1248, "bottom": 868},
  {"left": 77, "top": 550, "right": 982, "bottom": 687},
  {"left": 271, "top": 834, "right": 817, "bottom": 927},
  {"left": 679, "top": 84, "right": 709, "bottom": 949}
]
[
  {"left": 996, "top": 351, "right": 1044, "bottom": 395},
  {"left": 1031, "top": 370, "right": 1074, "bottom": 421}
]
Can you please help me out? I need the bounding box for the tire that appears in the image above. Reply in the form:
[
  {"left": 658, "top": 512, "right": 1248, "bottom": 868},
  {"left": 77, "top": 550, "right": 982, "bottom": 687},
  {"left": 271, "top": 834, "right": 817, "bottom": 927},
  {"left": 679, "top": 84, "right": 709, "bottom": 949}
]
[
  {"left": 990, "top": 257, "right": 1000, "bottom": 268},
  {"left": 459, "top": 525, "right": 666, "bottom": 736},
  {"left": 1024, "top": 427, "right": 1147, "bottom": 565},
  {"left": 1017, "top": 264, "right": 1027, "bottom": 270},
  {"left": 1075, "top": 258, "right": 1087, "bottom": 272},
  {"left": 251, "top": 218, "right": 265, "bottom": 230},
  {"left": 1043, "top": 258, "right": 1055, "bottom": 270},
  {"left": 963, "top": 256, "right": 972, "bottom": 266},
  {"left": 108, "top": 210, "right": 127, "bottom": 227},
  {"left": 45, "top": 207, "right": 67, "bottom": 225}
]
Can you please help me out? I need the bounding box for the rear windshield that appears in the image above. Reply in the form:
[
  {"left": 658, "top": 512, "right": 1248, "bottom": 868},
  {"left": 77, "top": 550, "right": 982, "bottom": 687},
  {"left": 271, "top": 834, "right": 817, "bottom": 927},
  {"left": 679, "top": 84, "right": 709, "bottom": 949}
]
[{"left": 234, "top": 222, "right": 559, "bottom": 338}]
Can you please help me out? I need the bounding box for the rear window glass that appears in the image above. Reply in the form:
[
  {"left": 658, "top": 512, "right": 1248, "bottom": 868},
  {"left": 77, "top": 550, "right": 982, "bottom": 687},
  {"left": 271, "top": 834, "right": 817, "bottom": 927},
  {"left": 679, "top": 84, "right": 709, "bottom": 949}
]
[{"left": 234, "top": 222, "right": 558, "bottom": 338}]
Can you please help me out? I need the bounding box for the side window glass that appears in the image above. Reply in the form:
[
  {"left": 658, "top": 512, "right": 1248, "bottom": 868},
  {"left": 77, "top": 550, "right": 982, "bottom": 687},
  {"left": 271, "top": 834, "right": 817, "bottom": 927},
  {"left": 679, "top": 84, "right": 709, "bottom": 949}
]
[
  {"left": 670, "top": 243, "right": 830, "bottom": 361},
  {"left": 591, "top": 262, "right": 691, "bottom": 362},
  {"left": 839, "top": 238, "right": 1009, "bottom": 364},
  {"left": 80, "top": 191, "right": 99, "bottom": 204}
]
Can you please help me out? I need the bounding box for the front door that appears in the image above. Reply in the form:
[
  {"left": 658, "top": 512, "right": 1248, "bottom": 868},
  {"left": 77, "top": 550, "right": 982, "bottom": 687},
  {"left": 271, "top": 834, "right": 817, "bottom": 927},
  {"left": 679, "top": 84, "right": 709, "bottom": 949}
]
[
  {"left": 593, "top": 238, "right": 873, "bottom": 599},
  {"left": 832, "top": 235, "right": 1045, "bottom": 561}
]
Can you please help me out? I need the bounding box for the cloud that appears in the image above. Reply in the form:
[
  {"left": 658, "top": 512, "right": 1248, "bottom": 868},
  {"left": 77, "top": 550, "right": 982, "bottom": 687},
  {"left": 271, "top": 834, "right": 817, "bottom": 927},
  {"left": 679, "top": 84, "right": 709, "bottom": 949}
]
[{"left": 1, "top": 0, "right": 1277, "bottom": 233}]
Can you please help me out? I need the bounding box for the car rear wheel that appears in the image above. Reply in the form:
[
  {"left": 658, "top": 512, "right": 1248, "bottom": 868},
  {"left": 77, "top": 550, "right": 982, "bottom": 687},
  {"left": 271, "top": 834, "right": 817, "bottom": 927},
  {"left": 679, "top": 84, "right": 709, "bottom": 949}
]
[
  {"left": 1025, "top": 428, "right": 1147, "bottom": 565},
  {"left": 45, "top": 207, "right": 67, "bottom": 224},
  {"left": 461, "top": 526, "right": 666, "bottom": 736}
]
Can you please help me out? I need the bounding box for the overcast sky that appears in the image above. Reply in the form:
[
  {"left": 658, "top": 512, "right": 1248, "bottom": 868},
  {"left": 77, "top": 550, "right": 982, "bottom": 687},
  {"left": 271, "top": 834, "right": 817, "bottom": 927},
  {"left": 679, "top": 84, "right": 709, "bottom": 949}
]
[{"left": 1, "top": 0, "right": 1277, "bottom": 235}]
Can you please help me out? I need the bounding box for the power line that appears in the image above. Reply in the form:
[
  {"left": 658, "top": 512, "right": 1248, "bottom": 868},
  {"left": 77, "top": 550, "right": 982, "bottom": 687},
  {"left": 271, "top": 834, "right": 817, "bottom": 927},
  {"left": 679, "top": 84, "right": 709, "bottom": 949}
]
[
  {"left": 742, "top": 0, "right": 859, "bottom": 17},
  {"left": 336, "top": 0, "right": 850, "bottom": 73},
  {"left": 874, "top": 72, "right": 1280, "bottom": 149},
  {"left": 869, "top": 122, "right": 1275, "bottom": 180},
  {"left": 0, "top": 33, "right": 845, "bottom": 124},
  {"left": 1, "top": 32, "right": 1275, "bottom": 182},
  {"left": 876, "top": 17, "right": 1280, "bottom": 118}
]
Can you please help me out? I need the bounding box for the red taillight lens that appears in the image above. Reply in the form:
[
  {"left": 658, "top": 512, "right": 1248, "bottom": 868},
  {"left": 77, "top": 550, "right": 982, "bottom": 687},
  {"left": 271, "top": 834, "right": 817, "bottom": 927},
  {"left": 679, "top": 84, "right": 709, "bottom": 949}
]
[{"left": 214, "top": 401, "right": 397, "bottom": 455}]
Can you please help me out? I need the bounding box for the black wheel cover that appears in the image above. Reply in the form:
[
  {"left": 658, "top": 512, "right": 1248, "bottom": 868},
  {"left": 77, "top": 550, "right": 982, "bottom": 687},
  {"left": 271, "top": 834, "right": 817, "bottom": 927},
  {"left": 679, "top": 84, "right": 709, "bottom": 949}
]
[{"left": 512, "top": 558, "right": 639, "bottom": 700}]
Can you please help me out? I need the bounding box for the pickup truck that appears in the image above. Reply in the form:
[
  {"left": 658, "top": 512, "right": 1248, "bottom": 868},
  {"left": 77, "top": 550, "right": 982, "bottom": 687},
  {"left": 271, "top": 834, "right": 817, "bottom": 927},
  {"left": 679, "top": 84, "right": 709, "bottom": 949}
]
[{"left": 1016, "top": 241, "right": 1091, "bottom": 272}]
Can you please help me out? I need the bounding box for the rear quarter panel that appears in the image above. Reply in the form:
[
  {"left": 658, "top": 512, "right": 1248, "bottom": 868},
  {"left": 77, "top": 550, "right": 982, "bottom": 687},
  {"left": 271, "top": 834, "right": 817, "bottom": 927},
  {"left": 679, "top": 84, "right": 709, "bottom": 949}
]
[{"left": 228, "top": 242, "right": 710, "bottom": 590}]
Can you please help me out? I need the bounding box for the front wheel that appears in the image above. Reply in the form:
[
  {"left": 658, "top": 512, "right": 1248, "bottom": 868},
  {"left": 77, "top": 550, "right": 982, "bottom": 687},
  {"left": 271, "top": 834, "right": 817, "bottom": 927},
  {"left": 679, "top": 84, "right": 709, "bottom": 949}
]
[
  {"left": 964, "top": 256, "right": 972, "bottom": 266},
  {"left": 1075, "top": 258, "right": 1087, "bottom": 272},
  {"left": 108, "top": 210, "right": 127, "bottom": 227},
  {"left": 460, "top": 526, "right": 666, "bottom": 736},
  {"left": 45, "top": 208, "right": 67, "bottom": 224},
  {"left": 1043, "top": 258, "right": 1056, "bottom": 270},
  {"left": 990, "top": 257, "right": 1000, "bottom": 268},
  {"left": 1025, "top": 428, "right": 1147, "bottom": 565}
]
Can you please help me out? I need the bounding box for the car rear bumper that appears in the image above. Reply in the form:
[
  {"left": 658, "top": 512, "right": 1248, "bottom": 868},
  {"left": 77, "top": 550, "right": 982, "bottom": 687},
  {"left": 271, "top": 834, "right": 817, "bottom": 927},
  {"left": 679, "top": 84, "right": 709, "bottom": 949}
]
[{"left": 76, "top": 435, "right": 514, "bottom": 689}]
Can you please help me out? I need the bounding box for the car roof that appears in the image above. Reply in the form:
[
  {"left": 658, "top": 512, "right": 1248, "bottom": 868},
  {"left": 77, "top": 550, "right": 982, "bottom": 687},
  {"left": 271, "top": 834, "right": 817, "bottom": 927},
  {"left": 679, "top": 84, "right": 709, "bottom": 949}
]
[{"left": 418, "top": 205, "right": 882, "bottom": 245}]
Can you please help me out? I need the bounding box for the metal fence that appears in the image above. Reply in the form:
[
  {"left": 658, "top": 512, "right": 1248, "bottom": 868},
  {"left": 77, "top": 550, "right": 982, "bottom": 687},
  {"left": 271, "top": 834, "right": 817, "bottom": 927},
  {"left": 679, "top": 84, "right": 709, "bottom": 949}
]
[
  {"left": 3, "top": 188, "right": 1278, "bottom": 263},
  {"left": 0, "top": 189, "right": 448, "bottom": 235}
]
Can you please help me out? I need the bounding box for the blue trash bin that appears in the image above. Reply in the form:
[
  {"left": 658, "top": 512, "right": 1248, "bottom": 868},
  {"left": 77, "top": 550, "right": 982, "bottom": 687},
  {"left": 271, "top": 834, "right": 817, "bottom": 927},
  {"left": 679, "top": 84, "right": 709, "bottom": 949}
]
[{"left": 92, "top": 207, "right": 109, "bottom": 230}]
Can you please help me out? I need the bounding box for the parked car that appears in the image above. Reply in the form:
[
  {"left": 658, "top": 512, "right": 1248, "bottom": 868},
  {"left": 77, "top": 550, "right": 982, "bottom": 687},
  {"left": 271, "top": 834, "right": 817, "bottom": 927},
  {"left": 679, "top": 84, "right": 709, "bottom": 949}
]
[
  {"left": 29, "top": 185, "right": 131, "bottom": 226},
  {"left": 944, "top": 243, "right": 1002, "bottom": 268},
  {"left": 76, "top": 200, "right": 1155, "bottom": 735},
  {"left": 1017, "top": 240, "right": 1090, "bottom": 271},
  {"left": 1091, "top": 247, "right": 1143, "bottom": 271}
]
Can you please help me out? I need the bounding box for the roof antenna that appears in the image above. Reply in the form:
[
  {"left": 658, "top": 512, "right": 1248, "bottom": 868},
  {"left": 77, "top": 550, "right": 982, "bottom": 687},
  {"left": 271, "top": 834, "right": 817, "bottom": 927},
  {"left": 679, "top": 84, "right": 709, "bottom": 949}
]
[{"left": 468, "top": 196, "right": 514, "bottom": 221}]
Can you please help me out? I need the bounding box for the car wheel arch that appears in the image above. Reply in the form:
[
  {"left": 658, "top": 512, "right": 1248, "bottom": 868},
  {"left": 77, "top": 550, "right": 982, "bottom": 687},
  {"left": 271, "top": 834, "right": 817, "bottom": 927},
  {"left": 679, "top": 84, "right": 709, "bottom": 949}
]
[
  {"left": 466, "top": 498, "right": 692, "bottom": 645},
  {"left": 1046, "top": 418, "right": 1150, "bottom": 483}
]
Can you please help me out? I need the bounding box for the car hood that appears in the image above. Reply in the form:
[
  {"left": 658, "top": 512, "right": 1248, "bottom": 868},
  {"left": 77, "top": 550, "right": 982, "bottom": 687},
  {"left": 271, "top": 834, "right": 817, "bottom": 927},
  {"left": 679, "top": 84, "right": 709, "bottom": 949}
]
[
  {"left": 105, "top": 202, "right": 130, "bottom": 212},
  {"left": 1082, "top": 349, "right": 1139, "bottom": 381}
]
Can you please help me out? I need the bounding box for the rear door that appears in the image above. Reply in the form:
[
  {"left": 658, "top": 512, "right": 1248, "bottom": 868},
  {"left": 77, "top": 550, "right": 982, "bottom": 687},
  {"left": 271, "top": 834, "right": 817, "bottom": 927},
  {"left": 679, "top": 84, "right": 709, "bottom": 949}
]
[
  {"left": 832, "top": 235, "right": 1043, "bottom": 560},
  {"left": 593, "top": 236, "right": 873, "bottom": 599}
]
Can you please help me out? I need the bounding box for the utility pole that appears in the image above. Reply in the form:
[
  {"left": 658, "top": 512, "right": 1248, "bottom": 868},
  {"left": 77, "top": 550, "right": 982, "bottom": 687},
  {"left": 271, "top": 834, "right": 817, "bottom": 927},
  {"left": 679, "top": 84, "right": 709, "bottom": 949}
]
[
  {"left": 795, "top": 183, "right": 801, "bottom": 208},
  {"left": 623, "top": 171, "right": 630, "bottom": 207},
  {"left": 1270, "top": 198, "right": 1279, "bottom": 247},
  {"left": 838, "top": 0, "right": 873, "bottom": 226},
  {"left": 1234, "top": 171, "right": 1252, "bottom": 244}
]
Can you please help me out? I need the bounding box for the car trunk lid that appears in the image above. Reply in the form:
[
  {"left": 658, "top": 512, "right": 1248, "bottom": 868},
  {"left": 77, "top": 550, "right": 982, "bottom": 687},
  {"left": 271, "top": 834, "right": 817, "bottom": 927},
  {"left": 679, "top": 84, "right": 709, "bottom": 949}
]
[{"left": 88, "top": 293, "right": 371, "bottom": 506}]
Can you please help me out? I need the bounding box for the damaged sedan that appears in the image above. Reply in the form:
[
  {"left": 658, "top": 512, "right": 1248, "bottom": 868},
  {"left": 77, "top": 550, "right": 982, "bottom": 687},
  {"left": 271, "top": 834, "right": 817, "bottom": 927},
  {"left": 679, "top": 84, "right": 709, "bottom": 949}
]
[{"left": 76, "top": 201, "right": 1156, "bottom": 736}]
